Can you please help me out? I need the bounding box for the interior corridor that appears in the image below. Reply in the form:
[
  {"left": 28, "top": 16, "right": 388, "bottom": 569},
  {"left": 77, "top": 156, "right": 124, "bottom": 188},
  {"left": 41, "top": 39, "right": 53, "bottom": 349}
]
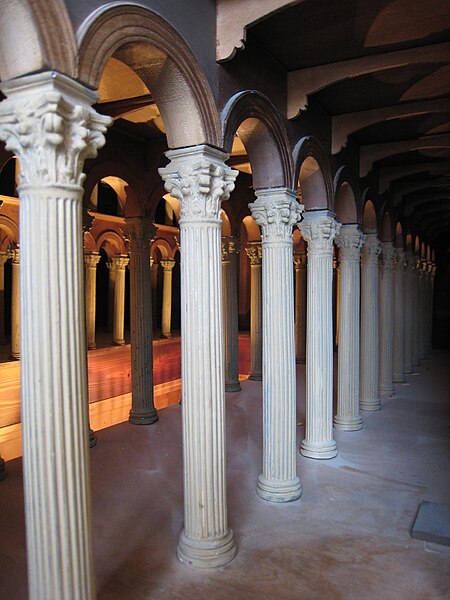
[{"left": 1, "top": 351, "right": 449, "bottom": 600}]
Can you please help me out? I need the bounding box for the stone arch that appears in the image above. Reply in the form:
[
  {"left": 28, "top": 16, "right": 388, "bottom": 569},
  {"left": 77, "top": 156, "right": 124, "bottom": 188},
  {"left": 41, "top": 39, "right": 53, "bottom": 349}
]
[
  {"left": 405, "top": 231, "right": 413, "bottom": 253},
  {"left": 0, "top": 0, "right": 76, "bottom": 81},
  {"left": 83, "top": 232, "right": 97, "bottom": 253},
  {"left": 242, "top": 215, "right": 261, "bottom": 242},
  {"left": 361, "top": 189, "right": 379, "bottom": 234},
  {"left": 77, "top": 3, "right": 221, "bottom": 148},
  {"left": 333, "top": 166, "right": 361, "bottom": 224},
  {"left": 293, "top": 137, "right": 333, "bottom": 211},
  {"left": 0, "top": 214, "right": 19, "bottom": 245},
  {"left": 394, "top": 222, "right": 404, "bottom": 249},
  {"left": 96, "top": 230, "right": 127, "bottom": 258},
  {"left": 414, "top": 234, "right": 421, "bottom": 255},
  {"left": 221, "top": 91, "right": 293, "bottom": 189},
  {"left": 151, "top": 238, "right": 172, "bottom": 259}
]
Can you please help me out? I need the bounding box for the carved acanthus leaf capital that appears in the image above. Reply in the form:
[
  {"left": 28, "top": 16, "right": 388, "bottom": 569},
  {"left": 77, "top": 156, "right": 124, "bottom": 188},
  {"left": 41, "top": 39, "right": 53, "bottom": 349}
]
[
  {"left": 300, "top": 214, "right": 340, "bottom": 255},
  {"left": 245, "top": 243, "right": 262, "bottom": 266},
  {"left": 361, "top": 234, "right": 381, "bottom": 266},
  {"left": 380, "top": 241, "right": 395, "bottom": 271},
  {"left": 109, "top": 255, "right": 129, "bottom": 271},
  {"left": 249, "top": 189, "right": 303, "bottom": 243},
  {"left": 7, "top": 246, "right": 20, "bottom": 264},
  {"left": 84, "top": 252, "right": 101, "bottom": 269},
  {"left": 222, "top": 236, "right": 240, "bottom": 261},
  {"left": 122, "top": 218, "right": 156, "bottom": 252},
  {"left": 336, "top": 225, "right": 365, "bottom": 262},
  {"left": 160, "top": 258, "right": 175, "bottom": 271}
]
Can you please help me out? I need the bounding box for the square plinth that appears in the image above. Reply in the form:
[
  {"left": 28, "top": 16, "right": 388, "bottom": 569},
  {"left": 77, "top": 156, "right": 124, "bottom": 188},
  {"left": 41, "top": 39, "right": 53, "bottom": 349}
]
[{"left": 411, "top": 501, "right": 450, "bottom": 546}]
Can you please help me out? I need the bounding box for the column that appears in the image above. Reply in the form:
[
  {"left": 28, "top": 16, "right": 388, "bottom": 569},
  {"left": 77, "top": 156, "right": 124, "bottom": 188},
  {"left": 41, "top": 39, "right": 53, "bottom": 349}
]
[
  {"left": 0, "top": 71, "right": 110, "bottom": 600},
  {"left": 107, "top": 259, "right": 116, "bottom": 332},
  {"left": 250, "top": 189, "right": 303, "bottom": 501},
  {"left": 403, "top": 251, "right": 414, "bottom": 374},
  {"left": 379, "top": 241, "right": 395, "bottom": 397},
  {"left": 429, "top": 262, "right": 437, "bottom": 351},
  {"left": 7, "top": 246, "right": 20, "bottom": 359},
  {"left": 245, "top": 242, "right": 262, "bottom": 380},
  {"left": 293, "top": 252, "right": 307, "bottom": 364},
  {"left": 160, "top": 258, "right": 175, "bottom": 338},
  {"left": 334, "top": 225, "right": 364, "bottom": 431},
  {"left": 123, "top": 218, "right": 158, "bottom": 425},
  {"left": 360, "top": 234, "right": 381, "bottom": 410},
  {"left": 300, "top": 210, "right": 340, "bottom": 459},
  {"left": 222, "top": 238, "right": 241, "bottom": 392},
  {"left": 84, "top": 252, "right": 100, "bottom": 350},
  {"left": 110, "top": 255, "right": 129, "bottom": 345},
  {"left": 425, "top": 261, "right": 432, "bottom": 355},
  {"left": 150, "top": 256, "right": 158, "bottom": 326},
  {"left": 0, "top": 251, "right": 7, "bottom": 344},
  {"left": 412, "top": 256, "right": 421, "bottom": 368},
  {"left": 418, "top": 259, "right": 427, "bottom": 361},
  {"left": 332, "top": 251, "right": 339, "bottom": 350},
  {"left": 393, "top": 248, "right": 405, "bottom": 383},
  {"left": 159, "top": 144, "right": 238, "bottom": 568}
]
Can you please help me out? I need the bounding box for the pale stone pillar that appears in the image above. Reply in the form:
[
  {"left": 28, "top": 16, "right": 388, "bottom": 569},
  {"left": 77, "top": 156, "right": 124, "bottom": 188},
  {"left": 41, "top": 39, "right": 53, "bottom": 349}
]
[
  {"left": 150, "top": 256, "right": 158, "bottom": 326},
  {"left": 403, "top": 251, "right": 414, "bottom": 374},
  {"left": 160, "top": 258, "right": 175, "bottom": 338},
  {"left": 107, "top": 260, "right": 116, "bottom": 331},
  {"left": 123, "top": 218, "right": 158, "bottom": 425},
  {"left": 379, "top": 242, "right": 395, "bottom": 397},
  {"left": 425, "top": 261, "right": 432, "bottom": 355},
  {"left": 393, "top": 248, "right": 405, "bottom": 383},
  {"left": 299, "top": 210, "right": 340, "bottom": 459},
  {"left": 7, "top": 247, "right": 20, "bottom": 359},
  {"left": 250, "top": 188, "right": 303, "bottom": 501},
  {"left": 418, "top": 259, "right": 427, "bottom": 361},
  {"left": 360, "top": 234, "right": 382, "bottom": 410},
  {"left": 110, "top": 255, "right": 129, "bottom": 345},
  {"left": 245, "top": 242, "right": 262, "bottom": 380},
  {"left": 0, "top": 251, "right": 7, "bottom": 344},
  {"left": 412, "top": 256, "right": 421, "bottom": 368},
  {"left": 333, "top": 252, "right": 339, "bottom": 350},
  {"left": 334, "top": 225, "right": 364, "bottom": 431},
  {"left": 159, "top": 144, "right": 238, "bottom": 568},
  {"left": 84, "top": 252, "right": 100, "bottom": 350},
  {"left": 0, "top": 71, "right": 110, "bottom": 600},
  {"left": 429, "top": 262, "right": 437, "bottom": 351},
  {"left": 222, "top": 238, "right": 241, "bottom": 392},
  {"left": 293, "top": 252, "right": 307, "bottom": 363}
]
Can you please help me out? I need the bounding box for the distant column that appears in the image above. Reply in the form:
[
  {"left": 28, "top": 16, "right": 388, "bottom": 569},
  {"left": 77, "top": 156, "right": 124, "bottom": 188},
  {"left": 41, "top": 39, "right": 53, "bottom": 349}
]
[
  {"left": 412, "top": 256, "right": 421, "bottom": 368},
  {"left": 418, "top": 259, "right": 427, "bottom": 361},
  {"left": 222, "top": 237, "right": 241, "bottom": 392},
  {"left": 84, "top": 252, "right": 101, "bottom": 350},
  {"left": 0, "top": 251, "right": 7, "bottom": 344},
  {"left": 293, "top": 252, "right": 307, "bottom": 364},
  {"left": 107, "top": 260, "right": 116, "bottom": 332},
  {"left": 110, "top": 255, "right": 129, "bottom": 345},
  {"left": 393, "top": 248, "right": 405, "bottom": 383},
  {"left": 150, "top": 257, "right": 158, "bottom": 327},
  {"left": 7, "top": 246, "right": 20, "bottom": 359},
  {"left": 245, "top": 242, "right": 262, "bottom": 380},
  {"left": 378, "top": 242, "right": 395, "bottom": 397},
  {"left": 403, "top": 251, "right": 414, "bottom": 374},
  {"left": 160, "top": 258, "right": 175, "bottom": 338}
]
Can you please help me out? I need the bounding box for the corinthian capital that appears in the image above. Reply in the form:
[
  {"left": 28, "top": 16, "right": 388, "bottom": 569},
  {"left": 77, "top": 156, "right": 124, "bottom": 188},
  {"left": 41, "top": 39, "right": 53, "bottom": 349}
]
[
  {"left": 300, "top": 211, "right": 340, "bottom": 255},
  {"left": 122, "top": 218, "right": 156, "bottom": 252},
  {"left": 84, "top": 252, "right": 101, "bottom": 269},
  {"left": 249, "top": 188, "right": 303, "bottom": 243},
  {"left": 158, "top": 145, "right": 238, "bottom": 221},
  {"left": 0, "top": 72, "right": 111, "bottom": 188},
  {"left": 380, "top": 241, "right": 395, "bottom": 271},
  {"left": 245, "top": 242, "right": 262, "bottom": 265},
  {"left": 335, "top": 224, "right": 365, "bottom": 261}
]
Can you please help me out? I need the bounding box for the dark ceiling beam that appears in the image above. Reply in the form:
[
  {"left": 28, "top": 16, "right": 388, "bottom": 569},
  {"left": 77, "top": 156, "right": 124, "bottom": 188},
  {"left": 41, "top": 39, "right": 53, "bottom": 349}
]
[{"left": 95, "top": 94, "right": 155, "bottom": 118}]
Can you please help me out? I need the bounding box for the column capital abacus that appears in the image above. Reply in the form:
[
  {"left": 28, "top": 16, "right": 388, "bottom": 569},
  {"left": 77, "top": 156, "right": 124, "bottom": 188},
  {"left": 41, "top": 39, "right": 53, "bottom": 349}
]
[
  {"left": 335, "top": 224, "right": 365, "bottom": 262},
  {"left": 299, "top": 210, "right": 340, "bottom": 254},
  {"left": 245, "top": 242, "right": 262, "bottom": 266},
  {"left": 7, "top": 246, "right": 20, "bottom": 264},
  {"left": 380, "top": 241, "right": 395, "bottom": 272},
  {"left": 109, "top": 254, "right": 129, "bottom": 271},
  {"left": 160, "top": 258, "right": 176, "bottom": 271},
  {"left": 0, "top": 72, "right": 111, "bottom": 189},
  {"left": 293, "top": 252, "right": 307, "bottom": 270},
  {"left": 249, "top": 188, "right": 303, "bottom": 243},
  {"left": 158, "top": 145, "right": 238, "bottom": 222},
  {"left": 122, "top": 217, "right": 157, "bottom": 252},
  {"left": 361, "top": 233, "right": 381, "bottom": 267},
  {"left": 84, "top": 252, "right": 100, "bottom": 269},
  {"left": 0, "top": 251, "right": 8, "bottom": 267}
]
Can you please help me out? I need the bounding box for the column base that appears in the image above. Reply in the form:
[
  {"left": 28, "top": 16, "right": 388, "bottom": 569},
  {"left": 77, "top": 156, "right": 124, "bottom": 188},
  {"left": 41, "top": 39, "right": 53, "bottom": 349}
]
[
  {"left": 114, "top": 339, "right": 125, "bottom": 346},
  {"left": 89, "top": 428, "right": 97, "bottom": 448},
  {"left": 404, "top": 367, "right": 413, "bottom": 375},
  {"left": 334, "top": 415, "right": 363, "bottom": 431},
  {"left": 300, "top": 439, "right": 337, "bottom": 460},
  {"left": 256, "top": 474, "right": 302, "bottom": 503},
  {"left": 161, "top": 333, "right": 172, "bottom": 339},
  {"left": 0, "top": 458, "right": 6, "bottom": 480},
  {"left": 88, "top": 343, "right": 97, "bottom": 351},
  {"left": 379, "top": 386, "right": 395, "bottom": 397},
  {"left": 9, "top": 352, "right": 20, "bottom": 360},
  {"left": 177, "top": 528, "right": 236, "bottom": 569},
  {"left": 129, "top": 409, "right": 159, "bottom": 425},
  {"left": 225, "top": 382, "right": 241, "bottom": 392},
  {"left": 360, "top": 398, "right": 381, "bottom": 411},
  {"left": 296, "top": 357, "right": 306, "bottom": 364},
  {"left": 393, "top": 374, "right": 405, "bottom": 383},
  {"left": 248, "top": 373, "right": 262, "bottom": 381}
]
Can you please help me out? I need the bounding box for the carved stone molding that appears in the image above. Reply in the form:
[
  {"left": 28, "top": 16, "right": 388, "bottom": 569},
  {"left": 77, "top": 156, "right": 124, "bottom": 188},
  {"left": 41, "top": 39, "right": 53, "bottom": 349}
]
[
  {"left": 250, "top": 188, "right": 303, "bottom": 243},
  {"left": 84, "top": 252, "right": 100, "bottom": 269},
  {"left": 160, "top": 258, "right": 176, "bottom": 271},
  {"left": 245, "top": 243, "right": 262, "bottom": 265},
  {"left": 300, "top": 211, "right": 340, "bottom": 254},
  {"left": 293, "top": 253, "right": 307, "bottom": 270},
  {"left": 380, "top": 242, "right": 395, "bottom": 271},
  {"left": 122, "top": 218, "right": 156, "bottom": 253},
  {"left": 335, "top": 225, "right": 365, "bottom": 262},
  {"left": 361, "top": 234, "right": 381, "bottom": 266}
]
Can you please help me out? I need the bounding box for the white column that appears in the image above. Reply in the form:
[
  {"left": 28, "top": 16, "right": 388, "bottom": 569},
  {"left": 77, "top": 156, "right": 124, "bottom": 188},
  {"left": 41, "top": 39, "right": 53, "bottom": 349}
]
[
  {"left": 403, "top": 251, "right": 414, "bottom": 374},
  {"left": 393, "top": 248, "right": 405, "bottom": 383},
  {"left": 412, "top": 256, "right": 421, "bottom": 368},
  {"left": 160, "top": 258, "right": 175, "bottom": 338},
  {"left": 159, "top": 144, "right": 238, "bottom": 568},
  {"left": 7, "top": 246, "right": 20, "bottom": 359},
  {"left": 299, "top": 210, "right": 340, "bottom": 459},
  {"left": 150, "top": 257, "right": 158, "bottom": 327},
  {"left": 245, "top": 242, "right": 262, "bottom": 380},
  {"left": 123, "top": 218, "right": 158, "bottom": 425},
  {"left": 360, "top": 234, "right": 381, "bottom": 410},
  {"left": 429, "top": 262, "right": 437, "bottom": 351},
  {"left": 379, "top": 241, "right": 395, "bottom": 397},
  {"left": 425, "top": 261, "right": 432, "bottom": 355},
  {"left": 84, "top": 252, "right": 100, "bottom": 350},
  {"left": 250, "top": 188, "right": 303, "bottom": 501},
  {"left": 110, "top": 255, "right": 129, "bottom": 345},
  {"left": 107, "top": 260, "right": 116, "bottom": 332},
  {"left": 0, "top": 251, "right": 7, "bottom": 344},
  {"left": 294, "top": 252, "right": 307, "bottom": 363},
  {"left": 418, "top": 259, "right": 427, "bottom": 361},
  {"left": 222, "top": 237, "right": 241, "bottom": 392},
  {"left": 0, "top": 71, "right": 110, "bottom": 600},
  {"left": 334, "top": 225, "right": 364, "bottom": 431}
]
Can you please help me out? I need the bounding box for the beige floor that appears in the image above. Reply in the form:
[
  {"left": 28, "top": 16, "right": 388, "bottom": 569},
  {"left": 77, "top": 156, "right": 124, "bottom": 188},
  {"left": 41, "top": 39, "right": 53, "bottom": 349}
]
[{"left": 1, "top": 351, "right": 449, "bottom": 599}]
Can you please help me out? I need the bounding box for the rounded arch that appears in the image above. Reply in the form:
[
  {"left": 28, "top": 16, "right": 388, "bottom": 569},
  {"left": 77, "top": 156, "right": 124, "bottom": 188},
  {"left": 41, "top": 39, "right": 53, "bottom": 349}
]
[
  {"left": 293, "top": 137, "right": 333, "bottom": 211},
  {"left": 83, "top": 232, "right": 97, "bottom": 253},
  {"left": 405, "top": 231, "right": 413, "bottom": 253},
  {"left": 221, "top": 91, "right": 292, "bottom": 188},
  {"left": 151, "top": 237, "right": 172, "bottom": 259},
  {"left": 414, "top": 234, "right": 421, "bottom": 255},
  {"left": 361, "top": 189, "right": 379, "bottom": 234},
  {"left": 395, "top": 222, "right": 404, "bottom": 249},
  {"left": 333, "top": 166, "right": 361, "bottom": 224},
  {"left": 77, "top": 3, "right": 221, "bottom": 148},
  {"left": 96, "top": 230, "right": 127, "bottom": 257},
  {"left": 0, "top": 214, "right": 19, "bottom": 245}
]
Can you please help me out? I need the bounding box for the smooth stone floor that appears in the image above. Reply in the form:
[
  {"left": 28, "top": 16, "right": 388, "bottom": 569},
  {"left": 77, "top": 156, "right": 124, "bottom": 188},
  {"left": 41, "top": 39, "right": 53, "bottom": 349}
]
[{"left": 0, "top": 351, "right": 449, "bottom": 599}]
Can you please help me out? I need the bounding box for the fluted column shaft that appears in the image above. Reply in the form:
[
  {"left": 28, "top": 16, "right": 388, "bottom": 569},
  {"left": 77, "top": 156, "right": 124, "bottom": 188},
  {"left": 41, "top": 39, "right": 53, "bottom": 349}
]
[
  {"left": 149, "top": 257, "right": 158, "bottom": 326},
  {"left": 107, "top": 262, "right": 116, "bottom": 331},
  {"left": 84, "top": 252, "right": 100, "bottom": 350},
  {"left": 0, "top": 251, "right": 7, "bottom": 344},
  {"left": 0, "top": 71, "right": 110, "bottom": 600},
  {"left": 160, "top": 258, "right": 175, "bottom": 338},
  {"left": 429, "top": 264, "right": 437, "bottom": 351},
  {"left": 393, "top": 249, "right": 405, "bottom": 383},
  {"left": 412, "top": 257, "right": 421, "bottom": 368},
  {"left": 245, "top": 242, "right": 262, "bottom": 380},
  {"left": 250, "top": 189, "right": 303, "bottom": 501},
  {"left": 7, "top": 247, "right": 20, "bottom": 359},
  {"left": 334, "top": 225, "right": 364, "bottom": 431},
  {"left": 159, "top": 145, "right": 238, "bottom": 568},
  {"left": 294, "top": 253, "right": 307, "bottom": 363},
  {"left": 110, "top": 255, "right": 129, "bottom": 345},
  {"left": 222, "top": 238, "right": 240, "bottom": 392},
  {"left": 418, "top": 260, "right": 427, "bottom": 361},
  {"left": 425, "top": 262, "right": 432, "bottom": 355},
  {"left": 379, "top": 242, "right": 395, "bottom": 396},
  {"left": 300, "top": 211, "right": 340, "bottom": 459},
  {"left": 403, "top": 252, "right": 414, "bottom": 374},
  {"left": 123, "top": 218, "right": 158, "bottom": 425}
]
